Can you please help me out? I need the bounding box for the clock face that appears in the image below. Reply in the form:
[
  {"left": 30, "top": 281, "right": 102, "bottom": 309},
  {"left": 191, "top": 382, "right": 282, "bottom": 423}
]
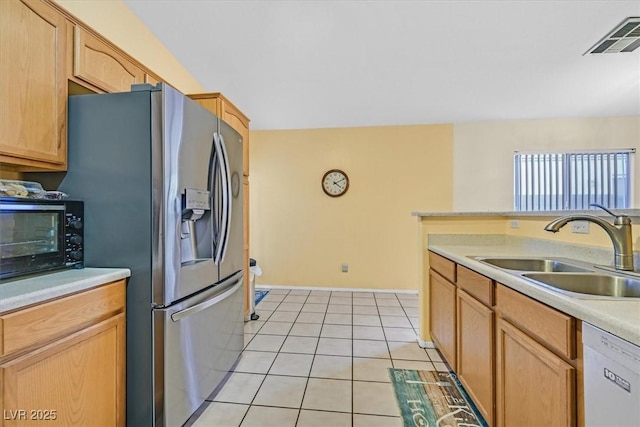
[{"left": 322, "top": 169, "right": 349, "bottom": 197}]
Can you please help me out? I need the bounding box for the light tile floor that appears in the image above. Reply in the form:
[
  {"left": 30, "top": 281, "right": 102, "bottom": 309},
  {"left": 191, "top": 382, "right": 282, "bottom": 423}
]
[{"left": 189, "top": 288, "right": 448, "bottom": 427}]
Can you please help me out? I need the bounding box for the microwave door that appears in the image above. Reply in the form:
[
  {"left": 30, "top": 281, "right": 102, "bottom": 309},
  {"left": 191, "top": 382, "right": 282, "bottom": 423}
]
[{"left": 0, "top": 203, "right": 66, "bottom": 280}]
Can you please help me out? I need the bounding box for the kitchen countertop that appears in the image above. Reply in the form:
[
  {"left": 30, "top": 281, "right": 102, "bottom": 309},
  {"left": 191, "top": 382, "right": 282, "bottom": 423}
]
[
  {"left": 427, "top": 238, "right": 640, "bottom": 346},
  {"left": 413, "top": 209, "right": 640, "bottom": 217},
  {"left": 0, "top": 268, "right": 131, "bottom": 313}
]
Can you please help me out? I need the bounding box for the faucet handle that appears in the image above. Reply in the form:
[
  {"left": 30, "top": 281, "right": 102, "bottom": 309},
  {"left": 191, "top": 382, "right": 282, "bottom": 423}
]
[{"left": 590, "top": 203, "right": 627, "bottom": 218}]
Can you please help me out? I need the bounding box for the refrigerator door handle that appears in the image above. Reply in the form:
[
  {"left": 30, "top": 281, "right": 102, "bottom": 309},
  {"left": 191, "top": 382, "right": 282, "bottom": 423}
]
[
  {"left": 171, "top": 276, "right": 243, "bottom": 322},
  {"left": 217, "top": 132, "right": 233, "bottom": 263},
  {"left": 212, "top": 132, "right": 231, "bottom": 265},
  {"left": 208, "top": 133, "right": 218, "bottom": 257}
]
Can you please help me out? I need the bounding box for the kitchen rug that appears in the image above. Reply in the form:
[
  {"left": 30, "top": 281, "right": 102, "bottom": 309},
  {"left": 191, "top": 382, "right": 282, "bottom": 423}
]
[
  {"left": 255, "top": 289, "right": 269, "bottom": 305},
  {"left": 389, "top": 368, "right": 488, "bottom": 427}
]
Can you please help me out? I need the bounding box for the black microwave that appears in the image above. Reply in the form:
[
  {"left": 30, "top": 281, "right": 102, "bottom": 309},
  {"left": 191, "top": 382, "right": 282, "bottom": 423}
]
[{"left": 0, "top": 198, "right": 84, "bottom": 280}]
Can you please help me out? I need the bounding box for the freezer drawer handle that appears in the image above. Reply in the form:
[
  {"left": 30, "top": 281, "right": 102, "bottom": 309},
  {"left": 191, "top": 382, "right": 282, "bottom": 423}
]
[{"left": 171, "top": 277, "right": 243, "bottom": 322}]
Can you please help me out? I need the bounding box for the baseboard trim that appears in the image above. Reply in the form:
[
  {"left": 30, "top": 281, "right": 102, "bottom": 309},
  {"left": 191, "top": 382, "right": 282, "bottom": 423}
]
[
  {"left": 417, "top": 338, "right": 436, "bottom": 349},
  {"left": 255, "top": 284, "right": 418, "bottom": 294}
]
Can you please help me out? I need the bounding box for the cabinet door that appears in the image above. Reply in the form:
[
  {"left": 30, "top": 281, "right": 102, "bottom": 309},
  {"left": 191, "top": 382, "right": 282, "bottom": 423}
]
[
  {"left": 220, "top": 100, "right": 250, "bottom": 176},
  {"left": 429, "top": 269, "right": 456, "bottom": 367},
  {"left": 1, "top": 313, "right": 126, "bottom": 427},
  {"left": 189, "top": 95, "right": 220, "bottom": 117},
  {"left": 457, "top": 290, "right": 494, "bottom": 425},
  {"left": 73, "top": 26, "right": 144, "bottom": 93},
  {"left": 0, "top": 0, "right": 68, "bottom": 169},
  {"left": 188, "top": 94, "right": 250, "bottom": 176},
  {"left": 145, "top": 73, "right": 160, "bottom": 86},
  {"left": 243, "top": 176, "right": 250, "bottom": 317},
  {"left": 496, "top": 317, "right": 575, "bottom": 427}
]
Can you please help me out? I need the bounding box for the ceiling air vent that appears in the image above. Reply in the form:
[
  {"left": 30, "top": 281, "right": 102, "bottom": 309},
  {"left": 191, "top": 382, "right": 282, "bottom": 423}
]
[{"left": 586, "top": 17, "right": 640, "bottom": 54}]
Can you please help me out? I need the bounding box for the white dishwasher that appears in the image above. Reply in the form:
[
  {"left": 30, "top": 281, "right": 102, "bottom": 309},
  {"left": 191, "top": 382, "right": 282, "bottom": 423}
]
[{"left": 583, "top": 323, "right": 640, "bottom": 427}]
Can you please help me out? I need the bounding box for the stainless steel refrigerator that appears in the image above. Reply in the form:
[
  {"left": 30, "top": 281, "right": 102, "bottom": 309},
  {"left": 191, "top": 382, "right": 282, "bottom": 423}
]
[{"left": 57, "top": 83, "right": 244, "bottom": 427}]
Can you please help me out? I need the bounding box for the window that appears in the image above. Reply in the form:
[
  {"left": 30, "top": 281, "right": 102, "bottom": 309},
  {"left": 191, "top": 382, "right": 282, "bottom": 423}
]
[{"left": 514, "top": 149, "right": 635, "bottom": 211}]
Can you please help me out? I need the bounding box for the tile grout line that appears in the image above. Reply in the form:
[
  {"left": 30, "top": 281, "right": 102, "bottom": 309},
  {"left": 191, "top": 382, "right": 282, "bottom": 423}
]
[
  {"left": 239, "top": 288, "right": 424, "bottom": 426},
  {"left": 351, "top": 291, "right": 355, "bottom": 427},
  {"left": 237, "top": 288, "right": 292, "bottom": 426},
  {"left": 291, "top": 290, "right": 313, "bottom": 427}
]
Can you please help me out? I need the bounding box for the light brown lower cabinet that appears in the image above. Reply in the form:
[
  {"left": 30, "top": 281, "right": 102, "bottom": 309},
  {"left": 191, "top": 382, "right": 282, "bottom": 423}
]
[
  {"left": 457, "top": 289, "right": 494, "bottom": 426},
  {"left": 429, "top": 269, "right": 456, "bottom": 367},
  {"left": 427, "top": 251, "right": 581, "bottom": 427},
  {"left": 0, "top": 280, "right": 126, "bottom": 427},
  {"left": 496, "top": 317, "right": 575, "bottom": 427}
]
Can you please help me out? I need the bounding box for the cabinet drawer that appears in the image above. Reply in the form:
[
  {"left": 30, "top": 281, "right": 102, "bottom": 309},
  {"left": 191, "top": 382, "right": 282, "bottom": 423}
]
[
  {"left": 429, "top": 251, "right": 456, "bottom": 283},
  {"left": 496, "top": 283, "right": 575, "bottom": 359},
  {"left": 73, "top": 26, "right": 144, "bottom": 93},
  {"left": 457, "top": 265, "right": 493, "bottom": 306},
  {"left": 0, "top": 280, "right": 125, "bottom": 357}
]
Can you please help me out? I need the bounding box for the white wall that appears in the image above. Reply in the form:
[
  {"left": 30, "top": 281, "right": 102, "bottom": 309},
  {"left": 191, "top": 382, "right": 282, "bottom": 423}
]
[{"left": 453, "top": 116, "right": 640, "bottom": 211}]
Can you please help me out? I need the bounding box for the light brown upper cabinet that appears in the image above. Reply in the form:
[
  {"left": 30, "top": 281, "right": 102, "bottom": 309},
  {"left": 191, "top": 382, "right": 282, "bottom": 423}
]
[
  {"left": 71, "top": 26, "right": 145, "bottom": 94},
  {"left": 189, "top": 93, "right": 250, "bottom": 176},
  {"left": 0, "top": 0, "right": 68, "bottom": 170},
  {"left": 145, "top": 73, "right": 161, "bottom": 86},
  {"left": 0, "top": 0, "right": 168, "bottom": 172}
]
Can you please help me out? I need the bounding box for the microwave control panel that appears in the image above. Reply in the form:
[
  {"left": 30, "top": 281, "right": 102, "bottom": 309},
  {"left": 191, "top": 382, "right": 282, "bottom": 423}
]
[{"left": 64, "top": 201, "right": 84, "bottom": 265}]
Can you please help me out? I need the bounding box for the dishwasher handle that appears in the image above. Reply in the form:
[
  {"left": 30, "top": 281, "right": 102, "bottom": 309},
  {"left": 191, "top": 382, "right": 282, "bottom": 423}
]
[{"left": 171, "top": 276, "right": 243, "bottom": 322}]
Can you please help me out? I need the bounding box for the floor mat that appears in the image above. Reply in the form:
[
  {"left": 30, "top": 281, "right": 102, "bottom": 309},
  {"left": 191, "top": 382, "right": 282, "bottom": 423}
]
[
  {"left": 389, "top": 368, "right": 488, "bottom": 427},
  {"left": 255, "top": 289, "right": 269, "bottom": 305}
]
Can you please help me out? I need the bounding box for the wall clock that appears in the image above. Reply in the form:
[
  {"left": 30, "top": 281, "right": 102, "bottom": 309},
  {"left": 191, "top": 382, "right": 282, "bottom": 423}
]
[{"left": 322, "top": 169, "right": 349, "bottom": 197}]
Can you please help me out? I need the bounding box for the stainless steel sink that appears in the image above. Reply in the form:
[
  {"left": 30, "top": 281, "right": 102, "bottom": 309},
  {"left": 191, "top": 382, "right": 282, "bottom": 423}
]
[
  {"left": 522, "top": 273, "right": 640, "bottom": 298},
  {"left": 475, "top": 257, "right": 593, "bottom": 273}
]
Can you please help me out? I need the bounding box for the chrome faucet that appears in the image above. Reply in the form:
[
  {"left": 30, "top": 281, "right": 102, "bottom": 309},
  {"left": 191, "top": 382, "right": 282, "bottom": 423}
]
[{"left": 544, "top": 204, "right": 634, "bottom": 271}]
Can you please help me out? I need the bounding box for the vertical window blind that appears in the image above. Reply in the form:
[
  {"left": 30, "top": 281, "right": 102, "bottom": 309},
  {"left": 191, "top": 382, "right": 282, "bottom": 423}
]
[{"left": 514, "top": 149, "right": 635, "bottom": 211}]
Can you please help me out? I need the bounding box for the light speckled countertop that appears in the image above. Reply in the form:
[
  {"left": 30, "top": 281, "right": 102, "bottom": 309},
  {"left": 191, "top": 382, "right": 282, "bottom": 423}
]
[
  {"left": 427, "top": 236, "right": 640, "bottom": 346},
  {"left": 413, "top": 209, "right": 640, "bottom": 217},
  {"left": 0, "top": 268, "right": 131, "bottom": 313}
]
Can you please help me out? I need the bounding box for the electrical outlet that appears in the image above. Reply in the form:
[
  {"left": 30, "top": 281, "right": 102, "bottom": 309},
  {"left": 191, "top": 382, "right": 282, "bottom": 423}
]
[
  {"left": 341, "top": 264, "right": 348, "bottom": 273},
  {"left": 571, "top": 221, "right": 590, "bottom": 234},
  {"left": 510, "top": 219, "right": 520, "bottom": 229}
]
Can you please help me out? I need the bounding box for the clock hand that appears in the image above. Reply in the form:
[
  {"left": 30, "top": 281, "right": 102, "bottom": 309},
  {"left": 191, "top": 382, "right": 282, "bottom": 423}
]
[{"left": 335, "top": 177, "right": 346, "bottom": 184}]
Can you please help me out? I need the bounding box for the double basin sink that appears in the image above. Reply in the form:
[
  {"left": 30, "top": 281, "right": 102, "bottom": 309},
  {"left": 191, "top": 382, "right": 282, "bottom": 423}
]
[{"left": 473, "top": 256, "right": 640, "bottom": 299}]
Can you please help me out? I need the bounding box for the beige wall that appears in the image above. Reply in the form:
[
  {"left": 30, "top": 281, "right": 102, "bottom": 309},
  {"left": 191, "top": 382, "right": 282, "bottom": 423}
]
[
  {"left": 54, "top": 0, "right": 205, "bottom": 93},
  {"left": 453, "top": 116, "right": 640, "bottom": 211},
  {"left": 508, "top": 215, "right": 640, "bottom": 249},
  {"left": 250, "top": 125, "right": 453, "bottom": 290},
  {"left": 417, "top": 214, "right": 640, "bottom": 342}
]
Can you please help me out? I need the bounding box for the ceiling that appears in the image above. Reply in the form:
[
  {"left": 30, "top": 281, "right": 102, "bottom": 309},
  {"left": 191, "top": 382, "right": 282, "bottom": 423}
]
[{"left": 123, "top": 0, "right": 640, "bottom": 131}]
